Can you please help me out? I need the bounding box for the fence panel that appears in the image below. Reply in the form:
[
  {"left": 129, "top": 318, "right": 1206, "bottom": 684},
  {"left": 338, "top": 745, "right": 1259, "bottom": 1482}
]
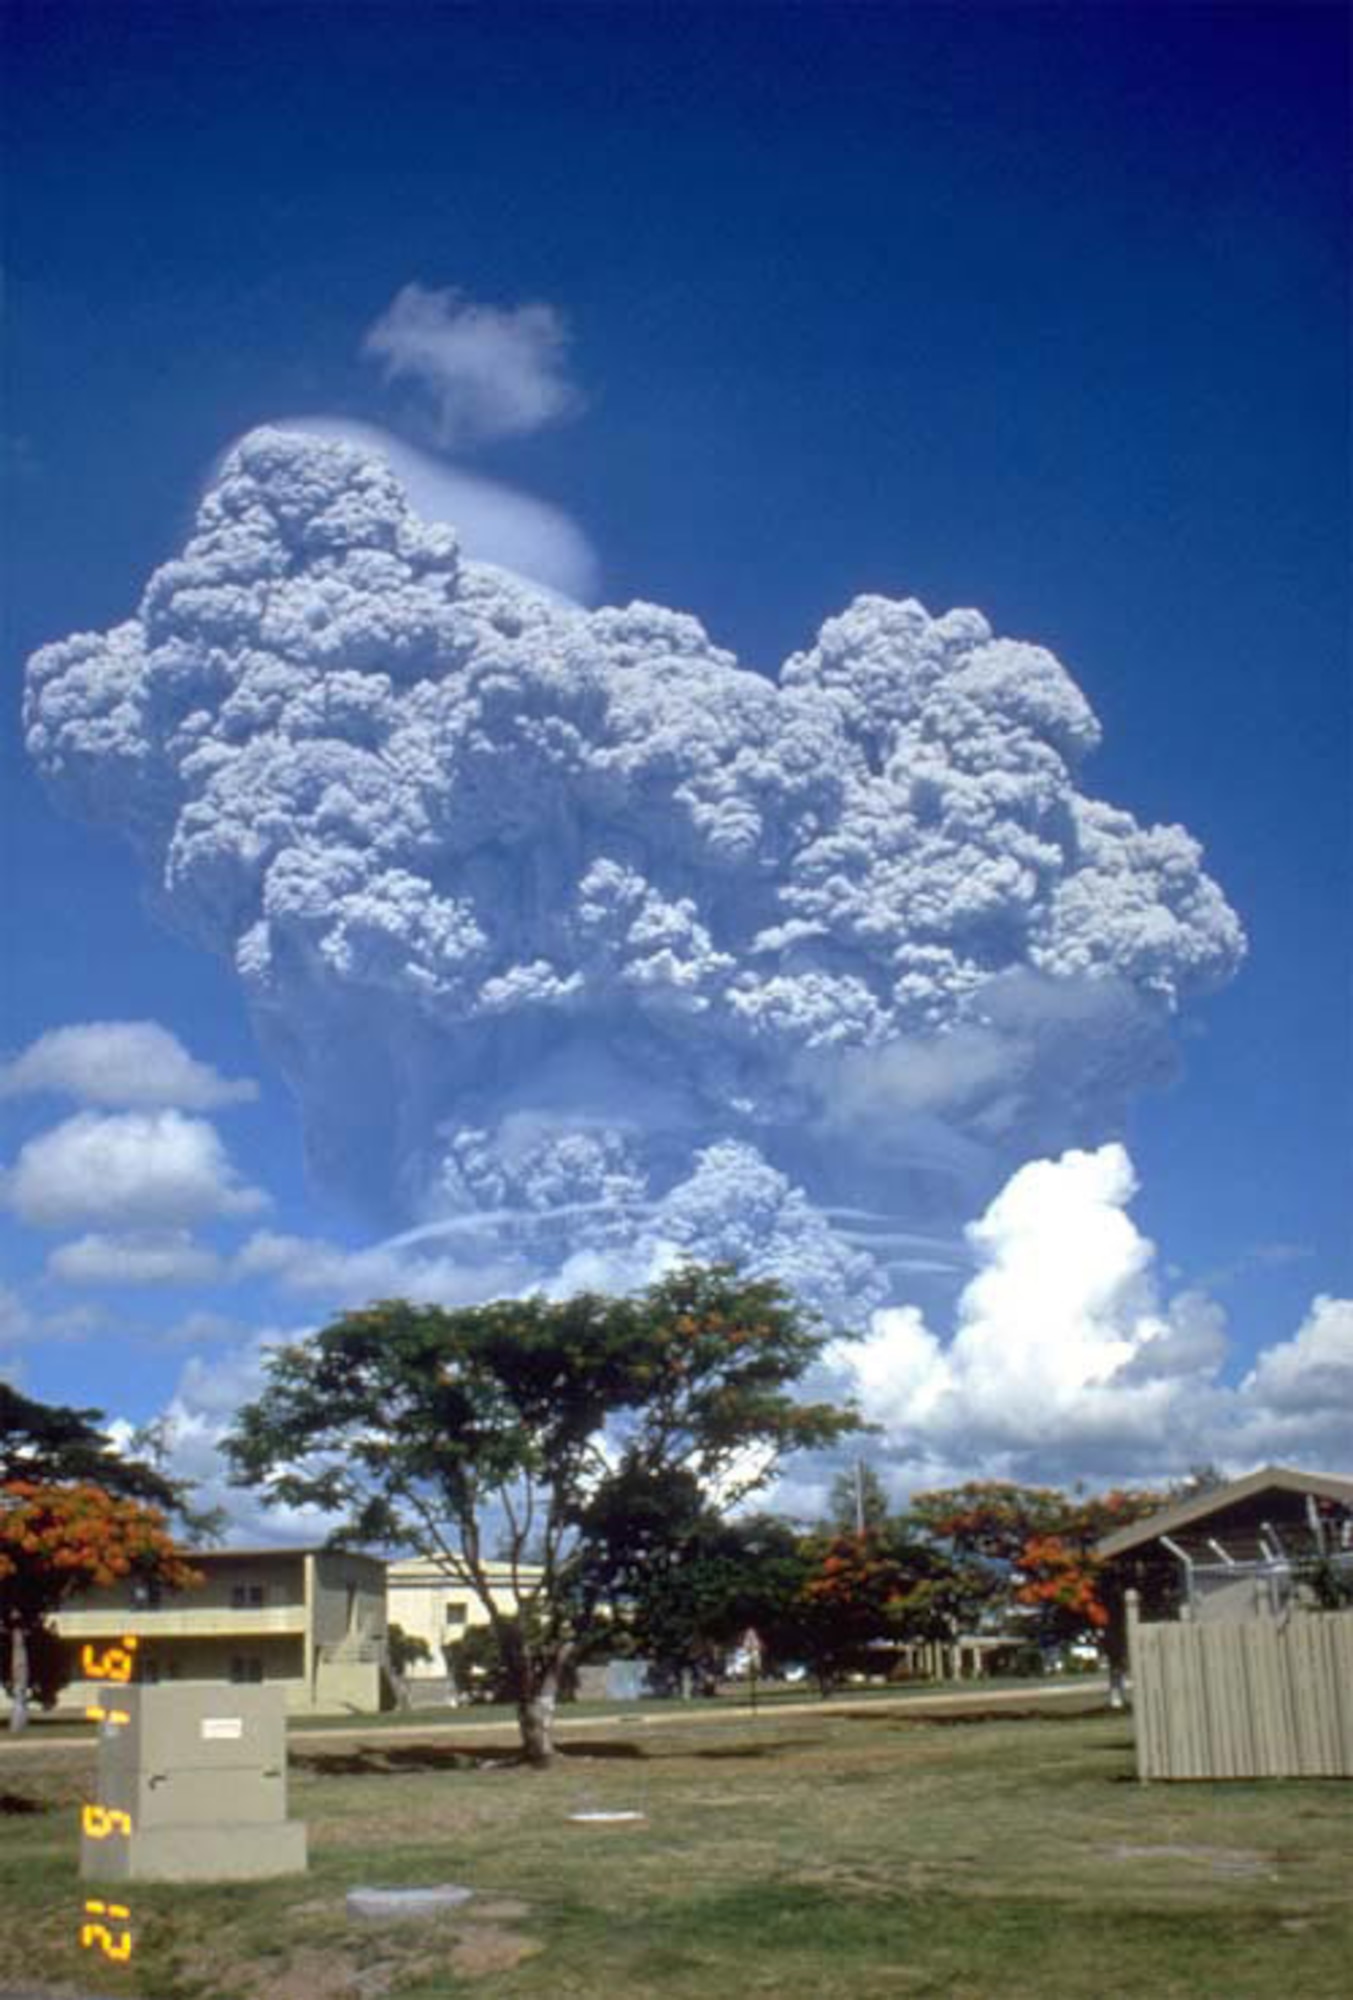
[{"left": 1125, "top": 1600, "right": 1353, "bottom": 1780}]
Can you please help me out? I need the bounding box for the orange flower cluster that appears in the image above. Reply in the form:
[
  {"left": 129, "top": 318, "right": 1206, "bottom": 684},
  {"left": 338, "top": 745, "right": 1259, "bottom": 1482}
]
[
  {"left": 1014, "top": 1533, "right": 1109, "bottom": 1630},
  {"left": 0, "top": 1481, "right": 202, "bottom": 1598}
]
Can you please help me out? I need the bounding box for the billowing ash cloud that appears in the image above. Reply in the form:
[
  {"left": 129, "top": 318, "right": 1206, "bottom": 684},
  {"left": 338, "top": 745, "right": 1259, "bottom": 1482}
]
[
  {"left": 25, "top": 430, "right": 1244, "bottom": 1326},
  {"left": 225, "top": 419, "right": 601, "bottom": 605}
]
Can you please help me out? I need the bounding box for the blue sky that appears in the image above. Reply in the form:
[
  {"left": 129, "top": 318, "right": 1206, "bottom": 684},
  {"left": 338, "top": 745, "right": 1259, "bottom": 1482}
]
[{"left": 2, "top": 2, "right": 1348, "bottom": 1512}]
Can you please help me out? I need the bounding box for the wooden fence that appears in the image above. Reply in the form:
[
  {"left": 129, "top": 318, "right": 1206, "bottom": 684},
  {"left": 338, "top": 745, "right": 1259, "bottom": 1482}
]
[{"left": 1125, "top": 1592, "right": 1353, "bottom": 1780}]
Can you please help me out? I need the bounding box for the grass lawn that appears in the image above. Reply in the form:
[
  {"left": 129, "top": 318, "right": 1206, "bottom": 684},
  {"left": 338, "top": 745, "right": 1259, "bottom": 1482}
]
[{"left": 1, "top": 1696, "right": 1348, "bottom": 1998}]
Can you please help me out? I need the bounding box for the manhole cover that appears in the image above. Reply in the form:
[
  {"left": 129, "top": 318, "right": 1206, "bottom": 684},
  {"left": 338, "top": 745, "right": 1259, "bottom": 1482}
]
[{"left": 346, "top": 1884, "right": 474, "bottom": 1920}]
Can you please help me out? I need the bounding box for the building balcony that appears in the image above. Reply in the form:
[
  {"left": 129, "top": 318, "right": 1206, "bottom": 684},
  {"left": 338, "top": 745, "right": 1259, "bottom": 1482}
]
[{"left": 56, "top": 1603, "right": 307, "bottom": 1641}]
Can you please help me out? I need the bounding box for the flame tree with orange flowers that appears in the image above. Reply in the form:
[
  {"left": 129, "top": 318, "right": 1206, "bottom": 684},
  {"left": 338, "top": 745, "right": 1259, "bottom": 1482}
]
[
  {"left": 908, "top": 1479, "right": 1170, "bottom": 1653},
  {"left": 1, "top": 1384, "right": 209, "bottom": 1731}
]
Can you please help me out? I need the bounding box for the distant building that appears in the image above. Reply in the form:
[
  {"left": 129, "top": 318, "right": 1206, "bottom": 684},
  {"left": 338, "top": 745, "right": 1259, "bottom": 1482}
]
[
  {"left": 386, "top": 1555, "right": 540, "bottom": 1703},
  {"left": 52, "top": 1545, "right": 388, "bottom": 1714},
  {"left": 1095, "top": 1463, "right": 1353, "bottom": 1669},
  {"left": 1095, "top": 1466, "right": 1353, "bottom": 1780}
]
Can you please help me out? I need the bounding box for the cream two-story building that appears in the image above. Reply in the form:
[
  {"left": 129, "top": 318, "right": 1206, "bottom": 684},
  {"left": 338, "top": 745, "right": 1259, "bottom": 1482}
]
[
  {"left": 386, "top": 1555, "right": 539, "bottom": 1702},
  {"left": 54, "top": 1545, "right": 388, "bottom": 1714}
]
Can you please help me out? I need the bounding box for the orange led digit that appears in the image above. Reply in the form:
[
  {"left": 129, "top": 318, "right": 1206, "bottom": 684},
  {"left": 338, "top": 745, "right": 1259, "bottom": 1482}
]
[
  {"left": 82, "top": 1637, "right": 139, "bottom": 1683},
  {"left": 80, "top": 1898, "right": 134, "bottom": 1962},
  {"left": 77, "top": 1675, "right": 139, "bottom": 1965}
]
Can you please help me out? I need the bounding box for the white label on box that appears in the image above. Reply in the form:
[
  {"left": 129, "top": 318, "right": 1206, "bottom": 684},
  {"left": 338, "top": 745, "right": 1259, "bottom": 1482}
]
[{"left": 201, "top": 1717, "right": 243, "bottom": 1741}]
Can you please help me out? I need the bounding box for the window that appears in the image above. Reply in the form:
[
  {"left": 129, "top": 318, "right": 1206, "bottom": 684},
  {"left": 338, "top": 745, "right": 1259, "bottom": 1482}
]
[
  {"left": 230, "top": 1584, "right": 266, "bottom": 1609},
  {"left": 445, "top": 1603, "right": 468, "bottom": 1628},
  {"left": 229, "top": 1655, "right": 264, "bottom": 1684}
]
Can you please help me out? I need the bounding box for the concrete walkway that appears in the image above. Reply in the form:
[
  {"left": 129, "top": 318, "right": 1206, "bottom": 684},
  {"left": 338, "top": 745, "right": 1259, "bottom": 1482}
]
[
  {"left": 306, "top": 1676, "right": 1110, "bottom": 1748},
  {"left": 0, "top": 1677, "right": 1108, "bottom": 1762}
]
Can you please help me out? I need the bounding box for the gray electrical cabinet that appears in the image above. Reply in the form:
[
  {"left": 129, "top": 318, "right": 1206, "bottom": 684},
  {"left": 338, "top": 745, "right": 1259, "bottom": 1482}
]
[{"left": 81, "top": 1683, "right": 308, "bottom": 1881}]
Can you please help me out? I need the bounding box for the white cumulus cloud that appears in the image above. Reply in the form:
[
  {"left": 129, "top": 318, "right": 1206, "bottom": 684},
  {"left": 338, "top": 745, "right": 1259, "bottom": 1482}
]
[
  {"left": 1241, "top": 1295, "right": 1353, "bottom": 1417},
  {"left": 0, "top": 1020, "right": 256, "bottom": 1110},
  {"left": 3, "top": 1110, "right": 267, "bottom": 1232},
  {"left": 363, "top": 282, "right": 581, "bottom": 448},
  {"left": 110, "top": 1342, "right": 349, "bottom": 1546},
  {"left": 829, "top": 1143, "right": 1353, "bottom": 1482}
]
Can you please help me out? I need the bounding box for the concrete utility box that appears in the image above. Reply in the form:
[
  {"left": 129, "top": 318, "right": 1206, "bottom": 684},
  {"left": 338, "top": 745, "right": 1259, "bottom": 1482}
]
[{"left": 82, "top": 1684, "right": 307, "bottom": 1881}]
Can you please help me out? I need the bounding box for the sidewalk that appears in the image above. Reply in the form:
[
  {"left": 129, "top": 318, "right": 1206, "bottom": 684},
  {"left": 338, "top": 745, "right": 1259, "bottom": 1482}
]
[{"left": 0, "top": 1676, "right": 1108, "bottom": 1760}]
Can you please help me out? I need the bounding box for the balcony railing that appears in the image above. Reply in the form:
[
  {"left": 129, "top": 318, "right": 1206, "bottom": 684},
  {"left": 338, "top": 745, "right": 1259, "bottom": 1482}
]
[{"left": 56, "top": 1603, "right": 306, "bottom": 1640}]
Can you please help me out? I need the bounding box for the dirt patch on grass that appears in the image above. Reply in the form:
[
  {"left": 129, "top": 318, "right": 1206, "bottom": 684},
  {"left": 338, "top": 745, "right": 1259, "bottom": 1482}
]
[
  {"left": 254, "top": 1922, "right": 542, "bottom": 1990},
  {"left": 248, "top": 1945, "right": 391, "bottom": 1999},
  {"left": 290, "top": 1744, "right": 488, "bottom": 1777},
  {"left": 449, "top": 1924, "right": 542, "bottom": 1976},
  {"left": 308, "top": 1805, "right": 483, "bottom": 1846}
]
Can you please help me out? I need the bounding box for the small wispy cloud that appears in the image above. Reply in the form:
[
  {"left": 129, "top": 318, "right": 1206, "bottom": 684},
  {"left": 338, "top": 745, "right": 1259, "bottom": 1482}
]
[
  {"left": 233, "top": 1227, "right": 521, "bottom": 1308},
  {"left": 47, "top": 1230, "right": 226, "bottom": 1289},
  {"left": 0, "top": 1283, "right": 105, "bottom": 1356},
  {"left": 363, "top": 282, "right": 582, "bottom": 449}
]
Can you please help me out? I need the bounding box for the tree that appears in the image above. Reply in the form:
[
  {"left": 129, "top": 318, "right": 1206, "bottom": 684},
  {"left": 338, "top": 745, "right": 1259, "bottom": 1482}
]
[
  {"left": 446, "top": 1618, "right": 580, "bottom": 1705},
  {"left": 907, "top": 1482, "right": 1070, "bottom": 1568},
  {"left": 1012, "top": 1488, "right": 1169, "bottom": 1650},
  {"left": 904, "top": 1481, "right": 1171, "bottom": 1655},
  {"left": 0, "top": 1383, "right": 213, "bottom": 1731},
  {"left": 386, "top": 1621, "right": 433, "bottom": 1678},
  {"left": 794, "top": 1520, "right": 987, "bottom": 1690},
  {"left": 1, "top": 1383, "right": 179, "bottom": 1501},
  {"left": 224, "top": 1265, "right": 864, "bottom": 1765},
  {"left": 584, "top": 1506, "right": 815, "bottom": 1692},
  {"left": 797, "top": 1529, "right": 911, "bottom": 1692},
  {"left": 905, "top": 1481, "right": 1090, "bottom": 1634},
  {"left": 824, "top": 1462, "right": 890, "bottom": 1536},
  {"left": 0, "top": 1482, "right": 202, "bottom": 1730}
]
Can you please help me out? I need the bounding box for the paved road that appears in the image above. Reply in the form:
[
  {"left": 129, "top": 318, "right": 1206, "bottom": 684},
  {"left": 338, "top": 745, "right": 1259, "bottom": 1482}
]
[
  {"left": 304, "top": 1676, "right": 1111, "bottom": 1748},
  {"left": 0, "top": 1677, "right": 1109, "bottom": 1762}
]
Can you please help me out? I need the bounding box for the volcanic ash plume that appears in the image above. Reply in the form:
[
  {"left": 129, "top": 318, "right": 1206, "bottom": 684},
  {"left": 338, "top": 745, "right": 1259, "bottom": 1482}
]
[{"left": 25, "top": 431, "right": 1245, "bottom": 1321}]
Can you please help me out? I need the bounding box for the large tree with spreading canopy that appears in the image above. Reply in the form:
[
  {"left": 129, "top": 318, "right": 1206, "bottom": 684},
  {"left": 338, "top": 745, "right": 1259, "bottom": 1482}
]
[{"left": 225, "top": 1264, "right": 863, "bottom": 1764}]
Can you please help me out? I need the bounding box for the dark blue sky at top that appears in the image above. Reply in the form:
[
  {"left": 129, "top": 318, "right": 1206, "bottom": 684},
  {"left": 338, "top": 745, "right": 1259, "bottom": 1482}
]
[{"left": 1, "top": 1, "right": 1348, "bottom": 1414}]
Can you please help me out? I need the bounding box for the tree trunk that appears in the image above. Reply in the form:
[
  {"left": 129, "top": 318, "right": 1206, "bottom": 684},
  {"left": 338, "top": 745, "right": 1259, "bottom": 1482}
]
[
  {"left": 7, "top": 1616, "right": 30, "bottom": 1734},
  {"left": 516, "top": 1676, "right": 558, "bottom": 1767}
]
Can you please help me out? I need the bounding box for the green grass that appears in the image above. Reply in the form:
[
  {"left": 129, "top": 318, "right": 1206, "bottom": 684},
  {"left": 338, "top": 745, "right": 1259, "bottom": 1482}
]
[
  {"left": 7, "top": 1670, "right": 1088, "bottom": 1739},
  {"left": 2, "top": 1696, "right": 1349, "bottom": 1997},
  {"left": 280, "top": 1670, "right": 1089, "bottom": 1731}
]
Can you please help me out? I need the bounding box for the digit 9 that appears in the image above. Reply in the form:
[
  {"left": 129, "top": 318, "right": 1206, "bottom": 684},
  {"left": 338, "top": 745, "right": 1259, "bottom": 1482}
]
[{"left": 82, "top": 1637, "right": 139, "bottom": 1684}]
